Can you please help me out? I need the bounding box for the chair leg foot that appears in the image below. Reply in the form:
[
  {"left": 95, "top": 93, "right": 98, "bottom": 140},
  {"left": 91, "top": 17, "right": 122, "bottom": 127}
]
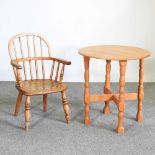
[
  {"left": 136, "top": 112, "right": 143, "bottom": 123},
  {"left": 116, "top": 111, "right": 125, "bottom": 134},
  {"left": 25, "top": 122, "right": 30, "bottom": 131},
  {"left": 84, "top": 118, "right": 91, "bottom": 125},
  {"left": 61, "top": 91, "right": 70, "bottom": 124},
  {"left": 25, "top": 96, "right": 30, "bottom": 131},
  {"left": 66, "top": 116, "right": 70, "bottom": 124},
  {"left": 84, "top": 102, "right": 91, "bottom": 125},
  {"left": 14, "top": 92, "right": 23, "bottom": 116},
  {"left": 116, "top": 126, "right": 124, "bottom": 134},
  {"left": 103, "top": 101, "right": 110, "bottom": 114},
  {"left": 43, "top": 94, "right": 48, "bottom": 112}
]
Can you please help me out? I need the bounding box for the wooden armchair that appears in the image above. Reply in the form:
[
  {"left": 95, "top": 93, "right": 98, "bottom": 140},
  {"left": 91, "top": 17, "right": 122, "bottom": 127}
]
[{"left": 8, "top": 33, "right": 71, "bottom": 130}]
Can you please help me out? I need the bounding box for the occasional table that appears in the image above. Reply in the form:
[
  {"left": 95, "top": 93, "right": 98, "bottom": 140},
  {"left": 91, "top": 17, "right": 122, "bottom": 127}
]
[{"left": 79, "top": 45, "right": 150, "bottom": 134}]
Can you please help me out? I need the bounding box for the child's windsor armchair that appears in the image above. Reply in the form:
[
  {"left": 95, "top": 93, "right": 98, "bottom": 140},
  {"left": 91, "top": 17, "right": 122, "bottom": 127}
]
[{"left": 8, "top": 33, "right": 71, "bottom": 130}]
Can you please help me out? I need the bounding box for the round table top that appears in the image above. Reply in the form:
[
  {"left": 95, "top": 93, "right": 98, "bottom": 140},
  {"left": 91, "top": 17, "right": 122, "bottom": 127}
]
[{"left": 79, "top": 45, "right": 150, "bottom": 60}]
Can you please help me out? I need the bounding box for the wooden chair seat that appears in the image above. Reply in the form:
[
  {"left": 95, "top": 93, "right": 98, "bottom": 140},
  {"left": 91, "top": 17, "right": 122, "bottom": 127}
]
[{"left": 17, "top": 80, "right": 68, "bottom": 96}]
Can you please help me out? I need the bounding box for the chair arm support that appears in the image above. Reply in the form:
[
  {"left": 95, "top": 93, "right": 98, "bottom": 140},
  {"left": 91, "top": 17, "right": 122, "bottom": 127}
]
[
  {"left": 12, "top": 57, "right": 71, "bottom": 65},
  {"left": 51, "top": 57, "right": 71, "bottom": 65},
  {"left": 11, "top": 60, "right": 22, "bottom": 69},
  {"left": 10, "top": 60, "right": 23, "bottom": 88}
]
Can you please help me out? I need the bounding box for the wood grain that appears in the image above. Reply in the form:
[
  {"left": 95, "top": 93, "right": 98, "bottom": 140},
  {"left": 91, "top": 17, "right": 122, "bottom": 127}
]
[
  {"left": 33, "top": 36, "right": 39, "bottom": 79},
  {"left": 103, "top": 60, "right": 111, "bottom": 114},
  {"left": 136, "top": 59, "right": 144, "bottom": 122},
  {"left": 61, "top": 91, "right": 70, "bottom": 123},
  {"left": 14, "top": 92, "right": 23, "bottom": 116},
  {"left": 84, "top": 56, "right": 91, "bottom": 125},
  {"left": 90, "top": 93, "right": 137, "bottom": 103},
  {"left": 79, "top": 45, "right": 150, "bottom": 60},
  {"left": 25, "top": 96, "right": 30, "bottom": 131},
  {"left": 116, "top": 60, "right": 127, "bottom": 134},
  {"left": 26, "top": 36, "right": 33, "bottom": 80}
]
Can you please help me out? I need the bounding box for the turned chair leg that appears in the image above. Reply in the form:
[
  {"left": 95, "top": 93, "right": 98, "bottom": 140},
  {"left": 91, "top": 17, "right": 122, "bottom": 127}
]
[
  {"left": 25, "top": 96, "right": 31, "bottom": 131},
  {"left": 61, "top": 91, "right": 70, "bottom": 124},
  {"left": 14, "top": 92, "right": 23, "bottom": 116},
  {"left": 136, "top": 59, "right": 144, "bottom": 122},
  {"left": 43, "top": 94, "right": 48, "bottom": 112},
  {"left": 103, "top": 60, "right": 111, "bottom": 114},
  {"left": 116, "top": 60, "right": 127, "bottom": 134},
  {"left": 84, "top": 56, "right": 91, "bottom": 125}
]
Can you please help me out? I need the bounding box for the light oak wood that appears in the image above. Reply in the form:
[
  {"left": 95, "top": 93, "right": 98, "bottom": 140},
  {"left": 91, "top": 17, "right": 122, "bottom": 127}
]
[
  {"left": 61, "top": 91, "right": 70, "bottom": 123},
  {"left": 14, "top": 92, "right": 23, "bottom": 116},
  {"left": 40, "top": 37, "right": 45, "bottom": 79},
  {"left": 79, "top": 45, "right": 150, "bottom": 134},
  {"left": 33, "top": 36, "right": 39, "bottom": 79},
  {"left": 90, "top": 93, "right": 137, "bottom": 103},
  {"left": 16, "top": 80, "right": 68, "bottom": 96},
  {"left": 8, "top": 33, "right": 71, "bottom": 130},
  {"left": 60, "top": 64, "right": 65, "bottom": 82},
  {"left": 55, "top": 62, "right": 60, "bottom": 82},
  {"left": 11, "top": 57, "right": 71, "bottom": 65},
  {"left": 103, "top": 60, "right": 111, "bottom": 114},
  {"left": 79, "top": 45, "right": 150, "bottom": 60},
  {"left": 116, "top": 60, "right": 127, "bottom": 134},
  {"left": 84, "top": 56, "right": 91, "bottom": 125},
  {"left": 25, "top": 96, "right": 30, "bottom": 131},
  {"left": 19, "top": 37, "right": 27, "bottom": 80},
  {"left": 136, "top": 59, "right": 144, "bottom": 122},
  {"left": 26, "top": 36, "right": 33, "bottom": 80},
  {"left": 50, "top": 60, "right": 55, "bottom": 79}
]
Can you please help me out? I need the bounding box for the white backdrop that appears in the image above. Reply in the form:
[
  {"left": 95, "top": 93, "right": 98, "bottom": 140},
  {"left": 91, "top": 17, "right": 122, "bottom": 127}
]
[{"left": 0, "top": 0, "right": 155, "bottom": 82}]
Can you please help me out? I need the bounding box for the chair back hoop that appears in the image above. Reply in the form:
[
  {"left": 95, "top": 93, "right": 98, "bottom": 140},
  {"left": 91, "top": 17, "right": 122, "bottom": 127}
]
[{"left": 8, "top": 33, "right": 65, "bottom": 82}]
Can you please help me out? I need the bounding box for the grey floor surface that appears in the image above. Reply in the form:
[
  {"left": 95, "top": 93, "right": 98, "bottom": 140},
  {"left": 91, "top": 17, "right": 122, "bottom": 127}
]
[{"left": 0, "top": 82, "right": 155, "bottom": 155}]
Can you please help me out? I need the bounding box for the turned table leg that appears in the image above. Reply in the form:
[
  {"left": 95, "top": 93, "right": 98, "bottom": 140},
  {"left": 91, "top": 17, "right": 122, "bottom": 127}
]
[
  {"left": 25, "top": 96, "right": 30, "bottom": 131},
  {"left": 103, "top": 60, "right": 111, "bottom": 114},
  {"left": 84, "top": 56, "right": 91, "bottom": 125},
  {"left": 136, "top": 59, "right": 144, "bottom": 122},
  {"left": 116, "top": 60, "right": 127, "bottom": 134}
]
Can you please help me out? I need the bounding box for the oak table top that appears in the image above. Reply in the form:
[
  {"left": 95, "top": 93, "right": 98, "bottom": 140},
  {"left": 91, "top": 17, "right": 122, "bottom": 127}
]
[{"left": 79, "top": 45, "right": 150, "bottom": 60}]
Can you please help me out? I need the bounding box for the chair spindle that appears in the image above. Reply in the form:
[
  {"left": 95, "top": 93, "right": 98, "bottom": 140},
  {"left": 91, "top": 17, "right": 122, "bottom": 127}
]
[
  {"left": 40, "top": 38, "right": 45, "bottom": 79},
  {"left": 19, "top": 37, "right": 27, "bottom": 80},
  {"left": 59, "top": 64, "right": 65, "bottom": 82},
  {"left": 26, "top": 36, "right": 33, "bottom": 80},
  {"left": 50, "top": 60, "right": 55, "bottom": 79},
  {"left": 55, "top": 62, "right": 60, "bottom": 81},
  {"left": 33, "top": 36, "right": 39, "bottom": 79}
]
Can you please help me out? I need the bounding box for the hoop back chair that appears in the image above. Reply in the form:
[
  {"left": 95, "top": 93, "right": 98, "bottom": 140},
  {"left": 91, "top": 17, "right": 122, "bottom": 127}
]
[{"left": 8, "top": 33, "right": 71, "bottom": 130}]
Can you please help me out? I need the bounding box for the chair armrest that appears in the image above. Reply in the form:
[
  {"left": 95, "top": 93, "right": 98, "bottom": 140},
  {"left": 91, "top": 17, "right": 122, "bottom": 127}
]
[
  {"left": 51, "top": 57, "right": 71, "bottom": 65},
  {"left": 11, "top": 60, "right": 22, "bottom": 69}
]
